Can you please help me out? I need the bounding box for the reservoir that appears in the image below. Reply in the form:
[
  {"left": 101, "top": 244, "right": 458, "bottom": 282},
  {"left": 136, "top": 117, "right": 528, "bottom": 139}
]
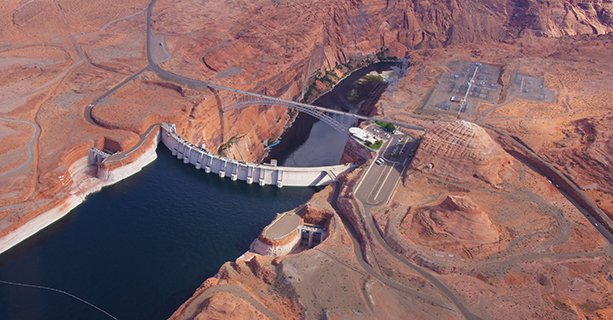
[
  {"left": 0, "top": 147, "right": 314, "bottom": 320},
  {"left": 0, "top": 61, "right": 400, "bottom": 319}
]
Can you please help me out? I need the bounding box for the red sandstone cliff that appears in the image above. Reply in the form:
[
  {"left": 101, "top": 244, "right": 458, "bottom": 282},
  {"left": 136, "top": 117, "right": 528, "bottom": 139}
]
[
  {"left": 1, "top": 1, "right": 613, "bottom": 317},
  {"left": 152, "top": 0, "right": 613, "bottom": 162}
]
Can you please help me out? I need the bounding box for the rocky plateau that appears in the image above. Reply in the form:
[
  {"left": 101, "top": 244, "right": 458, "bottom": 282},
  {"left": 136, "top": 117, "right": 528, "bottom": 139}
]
[{"left": 0, "top": 0, "right": 612, "bottom": 319}]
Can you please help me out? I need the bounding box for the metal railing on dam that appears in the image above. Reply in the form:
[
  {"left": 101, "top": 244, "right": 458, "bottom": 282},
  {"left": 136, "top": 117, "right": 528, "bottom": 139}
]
[{"left": 160, "top": 124, "right": 355, "bottom": 187}]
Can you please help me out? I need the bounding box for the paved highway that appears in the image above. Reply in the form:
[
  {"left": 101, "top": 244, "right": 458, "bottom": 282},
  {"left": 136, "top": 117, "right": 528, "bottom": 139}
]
[
  {"left": 351, "top": 131, "right": 481, "bottom": 319},
  {"left": 82, "top": 0, "right": 425, "bottom": 166},
  {"left": 84, "top": 68, "right": 147, "bottom": 126},
  {"left": 347, "top": 131, "right": 482, "bottom": 319},
  {"left": 80, "top": 0, "right": 426, "bottom": 167},
  {"left": 359, "top": 200, "right": 483, "bottom": 320},
  {"left": 328, "top": 184, "right": 458, "bottom": 313},
  {"left": 145, "top": 2, "right": 478, "bottom": 318},
  {"left": 354, "top": 133, "right": 417, "bottom": 206},
  {"left": 484, "top": 125, "right": 613, "bottom": 244},
  {"left": 144, "top": 0, "right": 424, "bottom": 132}
]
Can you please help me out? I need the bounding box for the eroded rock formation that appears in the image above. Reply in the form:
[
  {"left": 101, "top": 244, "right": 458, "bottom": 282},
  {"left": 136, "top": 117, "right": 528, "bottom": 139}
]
[
  {"left": 411, "top": 120, "right": 513, "bottom": 186},
  {"left": 544, "top": 115, "right": 613, "bottom": 218},
  {"left": 408, "top": 195, "right": 500, "bottom": 247},
  {"left": 1, "top": 0, "right": 612, "bottom": 319}
]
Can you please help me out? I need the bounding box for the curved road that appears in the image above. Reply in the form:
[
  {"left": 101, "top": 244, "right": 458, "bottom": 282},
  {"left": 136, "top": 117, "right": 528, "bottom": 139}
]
[
  {"left": 328, "top": 184, "right": 464, "bottom": 316},
  {"left": 0, "top": 117, "right": 40, "bottom": 180},
  {"left": 79, "top": 1, "right": 460, "bottom": 318},
  {"left": 409, "top": 113, "right": 613, "bottom": 244},
  {"left": 358, "top": 202, "right": 482, "bottom": 320},
  {"left": 351, "top": 136, "right": 482, "bottom": 319},
  {"left": 84, "top": 0, "right": 424, "bottom": 164},
  {"left": 483, "top": 125, "right": 613, "bottom": 243},
  {"left": 68, "top": 1, "right": 610, "bottom": 319},
  {"left": 0, "top": 34, "right": 86, "bottom": 183},
  {"left": 144, "top": 0, "right": 424, "bottom": 132},
  {"left": 140, "top": 2, "right": 608, "bottom": 318}
]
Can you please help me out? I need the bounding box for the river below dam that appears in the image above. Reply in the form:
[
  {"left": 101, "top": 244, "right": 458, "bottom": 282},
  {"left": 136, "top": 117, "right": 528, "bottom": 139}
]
[
  {"left": 267, "top": 61, "right": 400, "bottom": 167},
  {"left": 0, "top": 61, "right": 401, "bottom": 320}
]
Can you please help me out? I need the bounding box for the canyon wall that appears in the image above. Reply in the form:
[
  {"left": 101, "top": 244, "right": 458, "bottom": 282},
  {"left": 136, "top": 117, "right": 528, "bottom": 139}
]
[
  {"left": 153, "top": 0, "right": 613, "bottom": 163},
  {"left": 1, "top": 0, "right": 612, "bottom": 291},
  {"left": 2, "top": 0, "right": 611, "bottom": 227}
]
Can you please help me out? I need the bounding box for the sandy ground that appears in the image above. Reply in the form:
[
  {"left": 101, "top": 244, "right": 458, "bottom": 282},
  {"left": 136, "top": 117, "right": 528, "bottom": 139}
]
[{"left": 0, "top": 0, "right": 611, "bottom": 318}]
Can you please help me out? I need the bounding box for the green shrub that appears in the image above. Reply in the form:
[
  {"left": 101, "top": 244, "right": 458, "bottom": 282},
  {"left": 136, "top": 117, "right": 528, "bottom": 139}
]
[
  {"left": 367, "top": 139, "right": 383, "bottom": 150},
  {"left": 375, "top": 120, "right": 396, "bottom": 132}
]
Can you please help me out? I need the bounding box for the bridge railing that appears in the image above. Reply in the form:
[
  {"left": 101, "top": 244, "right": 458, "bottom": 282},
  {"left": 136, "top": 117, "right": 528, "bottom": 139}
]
[{"left": 221, "top": 97, "right": 351, "bottom": 135}]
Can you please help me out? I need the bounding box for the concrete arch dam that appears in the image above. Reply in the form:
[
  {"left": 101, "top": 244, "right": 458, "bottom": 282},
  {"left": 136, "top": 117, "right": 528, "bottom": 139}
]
[{"left": 160, "top": 124, "right": 354, "bottom": 187}]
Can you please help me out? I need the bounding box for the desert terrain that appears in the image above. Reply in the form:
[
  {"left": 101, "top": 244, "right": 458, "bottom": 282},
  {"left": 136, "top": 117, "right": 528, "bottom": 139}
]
[{"left": 0, "top": 0, "right": 612, "bottom": 319}]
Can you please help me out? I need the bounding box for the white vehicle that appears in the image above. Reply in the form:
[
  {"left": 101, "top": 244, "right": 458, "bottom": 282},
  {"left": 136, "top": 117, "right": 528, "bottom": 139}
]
[{"left": 375, "top": 158, "right": 384, "bottom": 166}]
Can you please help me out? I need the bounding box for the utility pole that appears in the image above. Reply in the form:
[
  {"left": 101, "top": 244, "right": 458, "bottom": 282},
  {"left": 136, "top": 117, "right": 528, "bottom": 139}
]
[{"left": 458, "top": 63, "right": 480, "bottom": 118}]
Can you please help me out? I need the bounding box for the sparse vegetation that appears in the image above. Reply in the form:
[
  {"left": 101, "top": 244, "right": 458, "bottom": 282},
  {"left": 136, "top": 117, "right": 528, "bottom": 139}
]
[
  {"left": 376, "top": 47, "right": 399, "bottom": 62},
  {"left": 348, "top": 73, "right": 387, "bottom": 102},
  {"left": 375, "top": 120, "right": 396, "bottom": 133},
  {"left": 365, "top": 139, "right": 383, "bottom": 150},
  {"left": 376, "top": 48, "right": 389, "bottom": 61},
  {"left": 301, "top": 49, "right": 400, "bottom": 102}
]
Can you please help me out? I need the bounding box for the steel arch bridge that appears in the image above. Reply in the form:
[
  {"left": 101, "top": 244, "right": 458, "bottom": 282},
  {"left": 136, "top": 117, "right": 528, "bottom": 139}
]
[{"left": 221, "top": 95, "right": 351, "bottom": 134}]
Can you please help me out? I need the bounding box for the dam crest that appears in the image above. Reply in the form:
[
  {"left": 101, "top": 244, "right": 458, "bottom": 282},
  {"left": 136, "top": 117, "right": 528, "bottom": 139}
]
[{"left": 89, "top": 123, "right": 354, "bottom": 187}]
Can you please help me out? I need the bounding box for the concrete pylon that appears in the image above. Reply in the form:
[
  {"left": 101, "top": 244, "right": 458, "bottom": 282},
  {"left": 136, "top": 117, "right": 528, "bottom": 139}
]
[{"left": 307, "top": 231, "right": 314, "bottom": 247}]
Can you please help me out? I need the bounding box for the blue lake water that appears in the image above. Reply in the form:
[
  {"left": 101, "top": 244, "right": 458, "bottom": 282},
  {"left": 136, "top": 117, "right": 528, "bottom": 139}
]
[
  {"left": 0, "top": 147, "right": 314, "bottom": 319},
  {"left": 0, "top": 59, "right": 403, "bottom": 319}
]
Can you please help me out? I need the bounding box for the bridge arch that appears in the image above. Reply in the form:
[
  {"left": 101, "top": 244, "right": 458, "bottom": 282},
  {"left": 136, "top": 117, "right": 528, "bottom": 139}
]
[{"left": 222, "top": 97, "right": 351, "bottom": 135}]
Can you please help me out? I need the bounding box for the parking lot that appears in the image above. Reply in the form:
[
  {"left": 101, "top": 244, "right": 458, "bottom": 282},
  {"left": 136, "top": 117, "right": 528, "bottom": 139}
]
[
  {"left": 366, "top": 125, "right": 392, "bottom": 140},
  {"left": 354, "top": 128, "right": 418, "bottom": 206}
]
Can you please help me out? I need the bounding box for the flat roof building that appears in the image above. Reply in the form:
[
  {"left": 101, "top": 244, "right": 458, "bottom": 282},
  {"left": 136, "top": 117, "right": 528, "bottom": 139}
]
[{"left": 349, "top": 127, "right": 376, "bottom": 144}]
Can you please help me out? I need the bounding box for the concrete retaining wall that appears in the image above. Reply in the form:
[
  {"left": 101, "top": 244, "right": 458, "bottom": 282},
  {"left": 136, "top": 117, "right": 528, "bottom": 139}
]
[
  {"left": 161, "top": 123, "right": 353, "bottom": 187},
  {"left": 88, "top": 148, "right": 111, "bottom": 165},
  {"left": 250, "top": 230, "right": 301, "bottom": 257}
]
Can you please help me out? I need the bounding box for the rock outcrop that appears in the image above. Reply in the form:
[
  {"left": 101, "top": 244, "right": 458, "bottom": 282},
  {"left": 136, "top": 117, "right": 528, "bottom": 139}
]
[
  {"left": 153, "top": 0, "right": 613, "bottom": 163},
  {"left": 187, "top": 292, "right": 269, "bottom": 320},
  {"left": 545, "top": 115, "right": 613, "bottom": 218},
  {"left": 410, "top": 195, "right": 500, "bottom": 245},
  {"left": 411, "top": 120, "right": 513, "bottom": 187},
  {"left": 1, "top": 1, "right": 612, "bottom": 319},
  {"left": 1, "top": 0, "right": 611, "bottom": 251}
]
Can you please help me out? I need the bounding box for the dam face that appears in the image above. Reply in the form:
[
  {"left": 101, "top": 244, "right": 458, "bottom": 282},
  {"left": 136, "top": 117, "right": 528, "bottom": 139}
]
[
  {"left": 160, "top": 123, "right": 353, "bottom": 187},
  {"left": 0, "top": 146, "right": 314, "bottom": 320}
]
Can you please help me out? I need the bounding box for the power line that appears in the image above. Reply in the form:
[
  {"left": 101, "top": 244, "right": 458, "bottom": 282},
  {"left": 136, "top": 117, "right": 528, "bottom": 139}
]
[{"left": 0, "top": 279, "right": 119, "bottom": 320}]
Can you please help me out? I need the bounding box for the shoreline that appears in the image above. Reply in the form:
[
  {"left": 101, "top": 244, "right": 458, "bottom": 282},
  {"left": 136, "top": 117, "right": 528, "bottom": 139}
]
[
  {"left": 0, "top": 58, "right": 398, "bottom": 263},
  {"left": 0, "top": 132, "right": 160, "bottom": 255}
]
